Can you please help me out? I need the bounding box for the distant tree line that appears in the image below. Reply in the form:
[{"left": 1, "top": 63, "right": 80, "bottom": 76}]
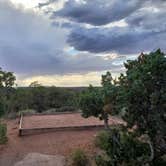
[{"left": 0, "top": 70, "right": 81, "bottom": 117}]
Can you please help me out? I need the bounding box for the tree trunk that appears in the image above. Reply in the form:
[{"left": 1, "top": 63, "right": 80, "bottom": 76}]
[
  {"left": 103, "top": 112, "right": 109, "bottom": 129},
  {"left": 148, "top": 140, "right": 154, "bottom": 162}
]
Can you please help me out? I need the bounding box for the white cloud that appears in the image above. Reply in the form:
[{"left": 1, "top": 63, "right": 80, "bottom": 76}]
[
  {"left": 16, "top": 72, "right": 102, "bottom": 87},
  {"left": 0, "top": 0, "right": 68, "bottom": 74},
  {"left": 16, "top": 70, "right": 122, "bottom": 87},
  {"left": 10, "top": 0, "right": 47, "bottom": 9},
  {"left": 0, "top": 0, "right": 123, "bottom": 86},
  {"left": 1, "top": 0, "right": 165, "bottom": 86}
]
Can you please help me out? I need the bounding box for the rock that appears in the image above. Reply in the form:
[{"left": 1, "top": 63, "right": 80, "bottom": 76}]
[{"left": 14, "top": 153, "right": 66, "bottom": 166}]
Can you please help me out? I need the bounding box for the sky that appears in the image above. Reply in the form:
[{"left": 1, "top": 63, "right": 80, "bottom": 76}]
[{"left": 0, "top": 0, "right": 166, "bottom": 87}]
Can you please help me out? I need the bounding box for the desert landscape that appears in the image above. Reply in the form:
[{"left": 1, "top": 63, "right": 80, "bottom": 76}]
[
  {"left": 0, "top": 0, "right": 166, "bottom": 165},
  {"left": 0, "top": 113, "right": 124, "bottom": 165}
]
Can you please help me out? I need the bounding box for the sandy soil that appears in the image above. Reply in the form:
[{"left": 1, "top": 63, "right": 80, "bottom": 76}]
[
  {"left": 0, "top": 119, "right": 98, "bottom": 166},
  {"left": 22, "top": 113, "right": 123, "bottom": 129},
  {"left": 0, "top": 114, "right": 124, "bottom": 166}
]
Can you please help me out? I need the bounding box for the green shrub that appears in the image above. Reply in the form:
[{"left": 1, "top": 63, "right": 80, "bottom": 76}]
[
  {"left": 0, "top": 102, "right": 5, "bottom": 117},
  {"left": 95, "top": 154, "right": 111, "bottom": 166},
  {"left": 153, "top": 155, "right": 166, "bottom": 166},
  {"left": 18, "top": 109, "right": 36, "bottom": 116},
  {"left": 0, "top": 123, "right": 7, "bottom": 144},
  {"left": 95, "top": 129, "right": 151, "bottom": 166},
  {"left": 56, "top": 106, "right": 77, "bottom": 112},
  {"left": 95, "top": 130, "right": 110, "bottom": 150},
  {"left": 71, "top": 149, "right": 88, "bottom": 166},
  {"left": 45, "top": 108, "right": 57, "bottom": 114}
]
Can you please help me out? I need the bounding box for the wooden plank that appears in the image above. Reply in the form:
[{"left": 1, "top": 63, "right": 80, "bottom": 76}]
[
  {"left": 19, "top": 114, "right": 23, "bottom": 136},
  {"left": 19, "top": 125, "right": 104, "bottom": 136}
]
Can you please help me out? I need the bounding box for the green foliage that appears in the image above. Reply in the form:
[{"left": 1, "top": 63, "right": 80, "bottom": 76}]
[
  {"left": 153, "top": 155, "right": 166, "bottom": 166},
  {"left": 0, "top": 68, "right": 16, "bottom": 88},
  {"left": 79, "top": 86, "right": 104, "bottom": 118},
  {"left": 29, "top": 81, "right": 42, "bottom": 87},
  {"left": 117, "top": 49, "right": 166, "bottom": 159},
  {"left": 79, "top": 72, "right": 118, "bottom": 128},
  {"left": 93, "top": 49, "right": 166, "bottom": 165},
  {"left": 95, "top": 129, "right": 151, "bottom": 166},
  {"left": 0, "top": 68, "right": 16, "bottom": 117},
  {"left": 71, "top": 149, "right": 88, "bottom": 166},
  {"left": 4, "top": 86, "right": 79, "bottom": 115},
  {"left": 95, "top": 130, "right": 110, "bottom": 150},
  {"left": 0, "top": 123, "right": 7, "bottom": 144},
  {"left": 0, "top": 101, "right": 5, "bottom": 117},
  {"left": 18, "top": 109, "right": 36, "bottom": 116},
  {"left": 0, "top": 67, "right": 80, "bottom": 116},
  {"left": 95, "top": 155, "right": 111, "bottom": 166},
  {"left": 55, "top": 106, "right": 77, "bottom": 112}
]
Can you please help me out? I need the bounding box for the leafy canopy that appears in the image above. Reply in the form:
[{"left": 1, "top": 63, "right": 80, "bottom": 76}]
[{"left": 116, "top": 49, "right": 166, "bottom": 162}]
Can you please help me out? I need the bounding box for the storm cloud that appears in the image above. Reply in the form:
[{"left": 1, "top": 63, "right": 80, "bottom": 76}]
[
  {"left": 68, "top": 27, "right": 152, "bottom": 54},
  {"left": 126, "top": 8, "right": 166, "bottom": 32},
  {"left": 51, "top": 0, "right": 142, "bottom": 26},
  {"left": 1, "top": 0, "right": 166, "bottom": 86},
  {"left": 67, "top": 25, "right": 166, "bottom": 54},
  {"left": 0, "top": 1, "right": 121, "bottom": 77},
  {"left": 55, "top": 0, "right": 166, "bottom": 54},
  {"left": 39, "top": 0, "right": 166, "bottom": 54}
]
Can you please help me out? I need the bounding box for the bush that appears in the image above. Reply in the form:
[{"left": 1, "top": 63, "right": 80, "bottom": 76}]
[
  {"left": 95, "top": 155, "right": 111, "bottom": 166},
  {"left": 0, "top": 102, "right": 5, "bottom": 117},
  {"left": 0, "top": 123, "right": 7, "bottom": 144},
  {"left": 43, "top": 108, "right": 57, "bottom": 114},
  {"left": 95, "top": 130, "right": 110, "bottom": 150},
  {"left": 153, "top": 155, "right": 166, "bottom": 166},
  {"left": 95, "top": 129, "right": 151, "bottom": 166},
  {"left": 116, "top": 50, "right": 166, "bottom": 161},
  {"left": 71, "top": 149, "right": 88, "bottom": 166},
  {"left": 56, "top": 106, "right": 77, "bottom": 112},
  {"left": 18, "top": 109, "right": 36, "bottom": 116}
]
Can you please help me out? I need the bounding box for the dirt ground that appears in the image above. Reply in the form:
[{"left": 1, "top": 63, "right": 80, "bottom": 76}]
[
  {"left": 14, "top": 153, "right": 66, "bottom": 166},
  {"left": 0, "top": 115, "right": 124, "bottom": 166},
  {"left": 22, "top": 113, "right": 123, "bottom": 129},
  {"left": 0, "top": 119, "right": 99, "bottom": 166}
]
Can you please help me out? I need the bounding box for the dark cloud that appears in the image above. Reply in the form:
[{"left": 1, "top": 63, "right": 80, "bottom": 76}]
[
  {"left": 38, "top": 0, "right": 58, "bottom": 8},
  {"left": 52, "top": 0, "right": 142, "bottom": 26},
  {"left": 61, "top": 0, "right": 166, "bottom": 54},
  {"left": 1, "top": 0, "right": 166, "bottom": 82},
  {"left": 38, "top": 2, "right": 50, "bottom": 8},
  {"left": 68, "top": 26, "right": 163, "bottom": 54},
  {"left": 37, "top": 0, "right": 166, "bottom": 55},
  {"left": 126, "top": 9, "right": 166, "bottom": 32},
  {"left": 0, "top": 1, "right": 121, "bottom": 77}
]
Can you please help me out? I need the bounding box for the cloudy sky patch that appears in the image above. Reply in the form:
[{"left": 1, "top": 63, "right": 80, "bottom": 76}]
[{"left": 0, "top": 0, "right": 165, "bottom": 86}]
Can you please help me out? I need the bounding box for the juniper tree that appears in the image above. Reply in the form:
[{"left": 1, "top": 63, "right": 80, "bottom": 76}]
[
  {"left": 117, "top": 49, "right": 166, "bottom": 163},
  {"left": 79, "top": 72, "right": 117, "bottom": 129}
]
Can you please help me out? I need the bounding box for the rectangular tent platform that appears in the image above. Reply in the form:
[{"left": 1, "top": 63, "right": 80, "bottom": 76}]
[{"left": 19, "top": 112, "right": 124, "bottom": 136}]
